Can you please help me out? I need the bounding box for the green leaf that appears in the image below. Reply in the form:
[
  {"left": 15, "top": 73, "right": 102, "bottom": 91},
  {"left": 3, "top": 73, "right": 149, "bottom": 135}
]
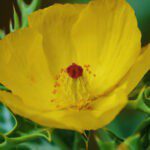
[
  {"left": 118, "top": 134, "right": 141, "bottom": 150},
  {"left": 0, "top": 104, "right": 51, "bottom": 149},
  {"left": 128, "top": 87, "right": 150, "bottom": 114},
  {"left": 0, "top": 30, "right": 5, "bottom": 39},
  {"left": 17, "top": 0, "right": 41, "bottom": 28},
  {"left": 140, "top": 125, "right": 150, "bottom": 149},
  {"left": 135, "top": 117, "right": 150, "bottom": 134},
  {"left": 0, "top": 104, "right": 16, "bottom": 134},
  {"left": 95, "top": 129, "right": 117, "bottom": 150},
  {"left": 73, "top": 132, "right": 84, "bottom": 150},
  {"left": 7, "top": 116, "right": 51, "bottom": 141},
  {"left": 10, "top": 0, "right": 41, "bottom": 31},
  {"left": 52, "top": 130, "right": 74, "bottom": 150},
  {"left": 133, "top": 116, "right": 150, "bottom": 149},
  {"left": 0, "top": 131, "right": 50, "bottom": 150},
  {"left": 106, "top": 107, "right": 147, "bottom": 139},
  {"left": 143, "top": 87, "right": 150, "bottom": 107},
  {"left": 51, "top": 130, "right": 91, "bottom": 150},
  {"left": 96, "top": 141, "right": 116, "bottom": 150},
  {"left": 0, "top": 84, "right": 11, "bottom": 92},
  {"left": 10, "top": 8, "right": 21, "bottom": 32},
  {"left": 16, "top": 138, "right": 60, "bottom": 150}
]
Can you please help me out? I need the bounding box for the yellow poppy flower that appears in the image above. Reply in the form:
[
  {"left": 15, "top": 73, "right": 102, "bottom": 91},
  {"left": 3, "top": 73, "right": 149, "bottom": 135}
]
[{"left": 0, "top": 0, "right": 149, "bottom": 132}]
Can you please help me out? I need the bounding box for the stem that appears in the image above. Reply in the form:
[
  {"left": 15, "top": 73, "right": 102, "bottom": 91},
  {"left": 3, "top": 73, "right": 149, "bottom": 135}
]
[
  {"left": 0, "top": 134, "right": 42, "bottom": 149},
  {"left": 73, "top": 133, "right": 79, "bottom": 150},
  {"left": 127, "top": 100, "right": 137, "bottom": 110},
  {"left": 52, "top": 133, "right": 69, "bottom": 150}
]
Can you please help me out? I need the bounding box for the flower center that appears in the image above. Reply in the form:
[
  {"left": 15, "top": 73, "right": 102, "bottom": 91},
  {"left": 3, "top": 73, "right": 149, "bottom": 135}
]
[
  {"left": 67, "top": 63, "right": 83, "bottom": 79},
  {"left": 50, "top": 63, "right": 97, "bottom": 110}
]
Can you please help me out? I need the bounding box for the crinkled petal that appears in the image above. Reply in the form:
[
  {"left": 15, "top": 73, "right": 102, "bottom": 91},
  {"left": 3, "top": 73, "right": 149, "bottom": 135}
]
[
  {"left": 71, "top": 0, "right": 141, "bottom": 95},
  {"left": 0, "top": 91, "right": 65, "bottom": 128},
  {"left": 91, "top": 84, "right": 127, "bottom": 125},
  {"left": 0, "top": 28, "right": 54, "bottom": 110},
  {"left": 0, "top": 83, "right": 127, "bottom": 132},
  {"left": 119, "top": 44, "right": 150, "bottom": 94},
  {"left": 29, "top": 4, "right": 85, "bottom": 76}
]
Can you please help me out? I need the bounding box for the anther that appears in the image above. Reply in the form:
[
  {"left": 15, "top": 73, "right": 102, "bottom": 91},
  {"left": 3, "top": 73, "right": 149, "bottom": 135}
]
[
  {"left": 54, "top": 82, "right": 60, "bottom": 87},
  {"left": 52, "top": 89, "right": 57, "bottom": 94}
]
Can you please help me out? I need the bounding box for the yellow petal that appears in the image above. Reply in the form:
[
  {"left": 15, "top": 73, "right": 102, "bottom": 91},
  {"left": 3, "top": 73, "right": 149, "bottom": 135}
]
[
  {"left": 29, "top": 4, "right": 85, "bottom": 76},
  {"left": 0, "top": 91, "right": 101, "bottom": 131},
  {"left": 0, "top": 83, "right": 127, "bottom": 132},
  {"left": 71, "top": 0, "right": 141, "bottom": 95},
  {"left": 28, "top": 9, "right": 46, "bottom": 31},
  {"left": 0, "top": 91, "right": 66, "bottom": 129},
  {"left": 120, "top": 44, "right": 150, "bottom": 94},
  {"left": 90, "top": 84, "right": 128, "bottom": 127},
  {"left": 0, "top": 28, "right": 54, "bottom": 110}
]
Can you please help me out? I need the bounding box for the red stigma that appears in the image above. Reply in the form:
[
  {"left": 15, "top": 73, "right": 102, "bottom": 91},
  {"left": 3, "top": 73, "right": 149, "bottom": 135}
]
[{"left": 67, "top": 63, "right": 83, "bottom": 79}]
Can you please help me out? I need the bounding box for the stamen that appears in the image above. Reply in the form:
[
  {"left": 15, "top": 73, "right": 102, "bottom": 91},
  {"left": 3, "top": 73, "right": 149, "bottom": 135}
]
[
  {"left": 54, "top": 82, "right": 60, "bottom": 87},
  {"left": 52, "top": 89, "right": 57, "bottom": 94},
  {"left": 50, "top": 63, "right": 97, "bottom": 111}
]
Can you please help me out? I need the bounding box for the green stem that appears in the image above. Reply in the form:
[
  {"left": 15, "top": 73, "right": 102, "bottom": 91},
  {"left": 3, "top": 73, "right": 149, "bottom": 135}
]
[
  {"left": 52, "top": 132, "right": 69, "bottom": 150},
  {"left": 127, "top": 100, "right": 138, "bottom": 110},
  {"left": 73, "top": 132, "right": 80, "bottom": 150},
  {"left": 135, "top": 117, "right": 150, "bottom": 133},
  {"left": 0, "top": 134, "right": 42, "bottom": 149}
]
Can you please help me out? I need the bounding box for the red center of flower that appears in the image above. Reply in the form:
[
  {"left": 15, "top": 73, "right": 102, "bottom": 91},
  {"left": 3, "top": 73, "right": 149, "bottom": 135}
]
[{"left": 67, "top": 63, "right": 83, "bottom": 79}]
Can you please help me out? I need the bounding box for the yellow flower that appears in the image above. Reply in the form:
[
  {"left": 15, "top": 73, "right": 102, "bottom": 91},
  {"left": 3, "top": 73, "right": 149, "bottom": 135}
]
[{"left": 0, "top": 0, "right": 149, "bottom": 132}]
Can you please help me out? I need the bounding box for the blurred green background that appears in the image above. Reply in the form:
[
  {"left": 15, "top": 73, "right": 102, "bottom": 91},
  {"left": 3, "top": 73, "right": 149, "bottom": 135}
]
[{"left": 0, "top": 0, "right": 150, "bottom": 150}]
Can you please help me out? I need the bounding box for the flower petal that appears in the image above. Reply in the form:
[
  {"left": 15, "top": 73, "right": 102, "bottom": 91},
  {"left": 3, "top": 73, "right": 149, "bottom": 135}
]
[
  {"left": 0, "top": 91, "right": 101, "bottom": 131},
  {"left": 28, "top": 9, "right": 46, "bottom": 30},
  {"left": 120, "top": 44, "right": 150, "bottom": 94},
  {"left": 0, "top": 84, "right": 127, "bottom": 132},
  {"left": 91, "top": 84, "right": 127, "bottom": 126},
  {"left": 0, "top": 91, "right": 65, "bottom": 128},
  {"left": 29, "top": 4, "right": 85, "bottom": 76},
  {"left": 71, "top": 0, "right": 141, "bottom": 95},
  {"left": 0, "top": 28, "right": 54, "bottom": 110}
]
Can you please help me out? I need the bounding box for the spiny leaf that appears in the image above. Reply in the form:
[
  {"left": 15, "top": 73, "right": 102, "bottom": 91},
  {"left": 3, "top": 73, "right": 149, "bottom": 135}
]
[
  {"left": 128, "top": 87, "right": 150, "bottom": 114},
  {"left": 0, "top": 104, "right": 51, "bottom": 149},
  {"left": 118, "top": 134, "right": 141, "bottom": 150}
]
